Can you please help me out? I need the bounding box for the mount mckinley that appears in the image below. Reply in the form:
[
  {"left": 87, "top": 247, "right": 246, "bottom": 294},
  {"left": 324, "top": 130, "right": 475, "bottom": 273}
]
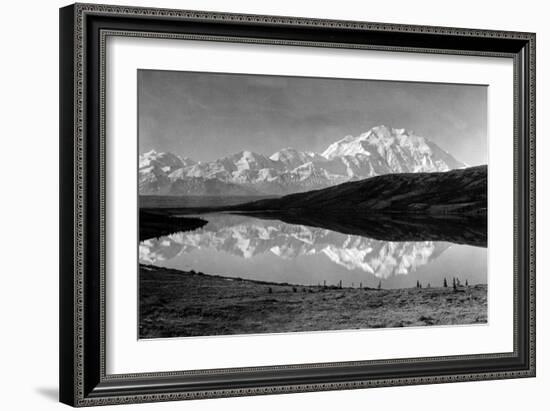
[{"left": 139, "top": 125, "right": 466, "bottom": 196}]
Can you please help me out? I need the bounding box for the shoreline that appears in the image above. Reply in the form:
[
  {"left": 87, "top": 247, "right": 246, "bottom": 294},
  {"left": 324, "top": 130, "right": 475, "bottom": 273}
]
[
  {"left": 140, "top": 264, "right": 381, "bottom": 289},
  {"left": 140, "top": 264, "right": 488, "bottom": 339}
]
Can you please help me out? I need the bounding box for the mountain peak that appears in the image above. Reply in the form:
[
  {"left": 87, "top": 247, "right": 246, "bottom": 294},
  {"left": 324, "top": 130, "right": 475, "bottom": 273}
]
[
  {"left": 321, "top": 125, "right": 462, "bottom": 175},
  {"left": 231, "top": 150, "right": 262, "bottom": 159},
  {"left": 271, "top": 147, "right": 308, "bottom": 162},
  {"left": 139, "top": 125, "right": 467, "bottom": 196},
  {"left": 270, "top": 147, "right": 298, "bottom": 157}
]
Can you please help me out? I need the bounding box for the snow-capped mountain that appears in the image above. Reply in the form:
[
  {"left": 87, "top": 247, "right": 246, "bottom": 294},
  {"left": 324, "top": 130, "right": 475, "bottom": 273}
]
[
  {"left": 139, "top": 214, "right": 451, "bottom": 280},
  {"left": 139, "top": 150, "right": 196, "bottom": 194},
  {"left": 269, "top": 147, "right": 325, "bottom": 169},
  {"left": 139, "top": 125, "right": 466, "bottom": 195},
  {"left": 322, "top": 126, "right": 464, "bottom": 173}
]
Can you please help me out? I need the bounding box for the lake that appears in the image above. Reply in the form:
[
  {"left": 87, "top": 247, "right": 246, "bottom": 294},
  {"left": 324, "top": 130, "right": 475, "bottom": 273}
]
[{"left": 139, "top": 213, "right": 487, "bottom": 289}]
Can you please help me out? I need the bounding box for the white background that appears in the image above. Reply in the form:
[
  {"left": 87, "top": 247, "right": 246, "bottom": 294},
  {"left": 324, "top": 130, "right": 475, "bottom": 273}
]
[
  {"left": 107, "top": 37, "right": 514, "bottom": 374},
  {"left": 0, "top": 0, "right": 546, "bottom": 410}
]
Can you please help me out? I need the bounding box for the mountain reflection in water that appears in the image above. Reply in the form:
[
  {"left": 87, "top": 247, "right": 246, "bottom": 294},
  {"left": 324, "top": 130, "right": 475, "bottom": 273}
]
[{"left": 139, "top": 213, "right": 487, "bottom": 288}]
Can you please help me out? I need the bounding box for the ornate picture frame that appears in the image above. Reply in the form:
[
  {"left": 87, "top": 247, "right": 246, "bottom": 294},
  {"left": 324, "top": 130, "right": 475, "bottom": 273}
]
[{"left": 59, "top": 3, "right": 535, "bottom": 406}]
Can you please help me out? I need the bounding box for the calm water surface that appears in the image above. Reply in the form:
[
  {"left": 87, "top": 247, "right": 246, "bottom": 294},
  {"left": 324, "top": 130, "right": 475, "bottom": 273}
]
[{"left": 139, "top": 213, "right": 487, "bottom": 289}]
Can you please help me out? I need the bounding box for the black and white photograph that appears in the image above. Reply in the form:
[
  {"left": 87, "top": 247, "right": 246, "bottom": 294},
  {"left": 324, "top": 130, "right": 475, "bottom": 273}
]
[{"left": 138, "top": 70, "right": 488, "bottom": 339}]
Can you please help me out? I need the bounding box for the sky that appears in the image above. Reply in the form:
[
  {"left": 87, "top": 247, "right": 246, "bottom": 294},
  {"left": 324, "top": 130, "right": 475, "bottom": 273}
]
[{"left": 138, "top": 69, "right": 487, "bottom": 166}]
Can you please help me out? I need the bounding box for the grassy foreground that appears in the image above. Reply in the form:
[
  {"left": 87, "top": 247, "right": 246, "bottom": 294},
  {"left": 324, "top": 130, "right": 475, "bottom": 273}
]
[{"left": 139, "top": 265, "right": 487, "bottom": 339}]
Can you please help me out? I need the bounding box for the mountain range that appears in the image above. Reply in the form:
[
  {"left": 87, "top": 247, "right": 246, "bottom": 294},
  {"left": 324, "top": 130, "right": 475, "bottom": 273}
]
[{"left": 139, "top": 125, "right": 466, "bottom": 196}]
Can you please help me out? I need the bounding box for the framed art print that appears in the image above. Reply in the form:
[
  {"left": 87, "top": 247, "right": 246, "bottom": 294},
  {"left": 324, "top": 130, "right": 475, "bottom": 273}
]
[{"left": 59, "top": 3, "right": 535, "bottom": 407}]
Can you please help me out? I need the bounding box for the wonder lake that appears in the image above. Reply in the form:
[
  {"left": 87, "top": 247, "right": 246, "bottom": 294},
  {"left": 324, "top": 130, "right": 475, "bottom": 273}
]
[{"left": 139, "top": 213, "right": 487, "bottom": 289}]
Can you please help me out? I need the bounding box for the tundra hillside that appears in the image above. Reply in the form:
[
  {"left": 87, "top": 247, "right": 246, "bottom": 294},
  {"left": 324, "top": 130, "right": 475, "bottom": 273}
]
[{"left": 230, "top": 165, "right": 487, "bottom": 216}]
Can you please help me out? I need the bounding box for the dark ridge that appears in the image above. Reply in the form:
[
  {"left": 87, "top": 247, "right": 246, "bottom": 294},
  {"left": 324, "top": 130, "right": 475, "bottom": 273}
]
[
  {"left": 228, "top": 165, "right": 487, "bottom": 216},
  {"left": 139, "top": 210, "right": 207, "bottom": 241}
]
